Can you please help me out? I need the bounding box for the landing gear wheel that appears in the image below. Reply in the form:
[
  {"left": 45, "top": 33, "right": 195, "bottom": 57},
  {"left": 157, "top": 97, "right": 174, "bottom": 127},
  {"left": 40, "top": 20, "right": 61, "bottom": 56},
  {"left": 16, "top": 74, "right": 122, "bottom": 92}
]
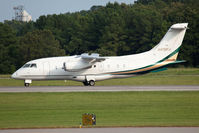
[
  {"left": 24, "top": 83, "right": 30, "bottom": 87},
  {"left": 83, "top": 81, "right": 89, "bottom": 86},
  {"left": 89, "top": 80, "right": 95, "bottom": 86}
]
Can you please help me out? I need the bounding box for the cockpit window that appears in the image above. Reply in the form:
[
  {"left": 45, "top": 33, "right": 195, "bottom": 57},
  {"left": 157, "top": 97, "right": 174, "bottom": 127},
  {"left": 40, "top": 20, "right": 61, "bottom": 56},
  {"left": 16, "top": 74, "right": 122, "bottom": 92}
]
[
  {"left": 23, "top": 64, "right": 31, "bottom": 68},
  {"left": 23, "top": 63, "right": 37, "bottom": 68},
  {"left": 30, "top": 64, "right": 37, "bottom": 68}
]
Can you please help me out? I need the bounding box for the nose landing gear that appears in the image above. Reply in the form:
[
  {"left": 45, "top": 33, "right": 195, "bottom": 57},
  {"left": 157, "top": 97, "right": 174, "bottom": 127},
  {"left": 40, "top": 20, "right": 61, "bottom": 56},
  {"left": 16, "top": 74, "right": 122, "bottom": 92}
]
[
  {"left": 24, "top": 83, "right": 30, "bottom": 87},
  {"left": 24, "top": 79, "right": 32, "bottom": 87}
]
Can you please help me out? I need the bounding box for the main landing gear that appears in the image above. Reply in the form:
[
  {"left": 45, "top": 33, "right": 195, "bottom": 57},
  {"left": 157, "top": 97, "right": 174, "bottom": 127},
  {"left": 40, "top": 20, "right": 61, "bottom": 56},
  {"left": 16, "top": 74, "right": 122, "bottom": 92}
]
[{"left": 83, "top": 80, "right": 95, "bottom": 86}]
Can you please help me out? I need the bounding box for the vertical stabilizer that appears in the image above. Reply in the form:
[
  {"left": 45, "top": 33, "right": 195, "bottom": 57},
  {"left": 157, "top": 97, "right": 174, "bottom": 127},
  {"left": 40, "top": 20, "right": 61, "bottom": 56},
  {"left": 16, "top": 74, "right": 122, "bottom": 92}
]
[{"left": 151, "top": 23, "right": 188, "bottom": 62}]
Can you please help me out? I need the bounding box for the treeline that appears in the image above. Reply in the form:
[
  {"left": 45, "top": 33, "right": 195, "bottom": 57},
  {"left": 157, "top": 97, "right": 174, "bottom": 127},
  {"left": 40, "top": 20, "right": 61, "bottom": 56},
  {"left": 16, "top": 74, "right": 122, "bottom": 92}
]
[{"left": 0, "top": 0, "right": 199, "bottom": 74}]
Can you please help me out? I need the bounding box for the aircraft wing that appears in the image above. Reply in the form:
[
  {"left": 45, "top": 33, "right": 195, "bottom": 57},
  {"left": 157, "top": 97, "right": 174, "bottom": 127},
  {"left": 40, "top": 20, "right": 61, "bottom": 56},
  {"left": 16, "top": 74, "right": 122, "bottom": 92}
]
[
  {"left": 81, "top": 53, "right": 106, "bottom": 62},
  {"left": 63, "top": 53, "right": 106, "bottom": 72}
]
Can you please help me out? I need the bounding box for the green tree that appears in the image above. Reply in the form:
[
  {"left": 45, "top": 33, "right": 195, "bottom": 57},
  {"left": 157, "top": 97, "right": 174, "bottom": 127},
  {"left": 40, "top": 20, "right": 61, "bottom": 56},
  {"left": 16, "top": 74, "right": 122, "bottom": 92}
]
[
  {"left": 0, "top": 23, "right": 18, "bottom": 73},
  {"left": 19, "top": 30, "right": 65, "bottom": 64},
  {"left": 4, "top": 20, "right": 35, "bottom": 36}
]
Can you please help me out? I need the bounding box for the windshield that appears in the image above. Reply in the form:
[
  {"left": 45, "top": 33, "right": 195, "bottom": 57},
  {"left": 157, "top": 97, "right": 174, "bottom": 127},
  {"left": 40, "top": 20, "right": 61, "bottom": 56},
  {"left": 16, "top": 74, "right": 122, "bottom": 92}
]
[
  {"left": 30, "top": 64, "right": 37, "bottom": 68},
  {"left": 23, "top": 63, "right": 37, "bottom": 68},
  {"left": 23, "top": 64, "right": 31, "bottom": 68}
]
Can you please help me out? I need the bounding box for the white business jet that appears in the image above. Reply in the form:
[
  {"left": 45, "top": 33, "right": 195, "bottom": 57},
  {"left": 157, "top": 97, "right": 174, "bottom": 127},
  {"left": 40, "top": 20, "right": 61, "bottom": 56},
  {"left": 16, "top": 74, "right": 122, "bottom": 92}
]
[{"left": 11, "top": 23, "right": 188, "bottom": 86}]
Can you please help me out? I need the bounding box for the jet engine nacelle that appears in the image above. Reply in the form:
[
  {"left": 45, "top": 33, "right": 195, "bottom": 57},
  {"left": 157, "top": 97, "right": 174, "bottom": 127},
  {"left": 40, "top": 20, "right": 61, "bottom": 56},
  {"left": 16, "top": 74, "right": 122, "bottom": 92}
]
[{"left": 63, "top": 60, "right": 92, "bottom": 72}]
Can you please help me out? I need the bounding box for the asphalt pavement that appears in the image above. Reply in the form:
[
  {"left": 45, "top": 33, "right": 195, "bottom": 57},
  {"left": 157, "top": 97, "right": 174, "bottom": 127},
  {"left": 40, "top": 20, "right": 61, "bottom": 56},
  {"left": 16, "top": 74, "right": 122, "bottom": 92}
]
[
  {"left": 1, "top": 127, "right": 199, "bottom": 133},
  {"left": 0, "top": 85, "right": 198, "bottom": 92}
]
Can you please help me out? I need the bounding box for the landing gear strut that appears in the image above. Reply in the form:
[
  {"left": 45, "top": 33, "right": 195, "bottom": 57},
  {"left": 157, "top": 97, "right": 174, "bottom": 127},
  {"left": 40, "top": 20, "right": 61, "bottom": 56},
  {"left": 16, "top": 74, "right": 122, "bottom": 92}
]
[
  {"left": 83, "top": 80, "right": 95, "bottom": 86},
  {"left": 83, "top": 81, "right": 89, "bottom": 86}
]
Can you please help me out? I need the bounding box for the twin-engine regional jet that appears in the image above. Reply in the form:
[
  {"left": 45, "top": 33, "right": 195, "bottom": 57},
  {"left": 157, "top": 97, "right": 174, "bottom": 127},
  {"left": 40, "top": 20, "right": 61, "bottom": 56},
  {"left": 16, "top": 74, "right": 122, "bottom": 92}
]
[{"left": 11, "top": 23, "right": 188, "bottom": 86}]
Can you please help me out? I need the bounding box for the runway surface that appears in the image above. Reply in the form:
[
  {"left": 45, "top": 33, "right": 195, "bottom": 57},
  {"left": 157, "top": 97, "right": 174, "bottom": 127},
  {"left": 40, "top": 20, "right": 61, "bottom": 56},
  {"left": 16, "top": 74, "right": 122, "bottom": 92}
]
[
  {"left": 0, "top": 85, "right": 199, "bottom": 92},
  {"left": 1, "top": 127, "right": 199, "bottom": 133}
]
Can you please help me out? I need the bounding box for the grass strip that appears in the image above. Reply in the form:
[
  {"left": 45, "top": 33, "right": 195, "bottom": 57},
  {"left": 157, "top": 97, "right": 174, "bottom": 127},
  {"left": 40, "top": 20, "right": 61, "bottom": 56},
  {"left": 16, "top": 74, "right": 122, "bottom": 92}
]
[{"left": 0, "top": 91, "right": 199, "bottom": 128}]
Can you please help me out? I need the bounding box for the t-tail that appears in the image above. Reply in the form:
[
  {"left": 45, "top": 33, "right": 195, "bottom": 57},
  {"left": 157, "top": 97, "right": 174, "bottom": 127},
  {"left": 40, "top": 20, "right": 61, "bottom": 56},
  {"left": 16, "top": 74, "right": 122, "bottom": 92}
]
[{"left": 151, "top": 23, "right": 188, "bottom": 66}]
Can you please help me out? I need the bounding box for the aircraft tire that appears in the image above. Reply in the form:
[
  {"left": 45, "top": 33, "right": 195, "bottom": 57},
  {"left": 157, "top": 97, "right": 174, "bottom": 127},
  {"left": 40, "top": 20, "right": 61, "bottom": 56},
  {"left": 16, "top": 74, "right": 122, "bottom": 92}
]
[
  {"left": 89, "top": 80, "right": 95, "bottom": 86},
  {"left": 24, "top": 83, "right": 30, "bottom": 87}
]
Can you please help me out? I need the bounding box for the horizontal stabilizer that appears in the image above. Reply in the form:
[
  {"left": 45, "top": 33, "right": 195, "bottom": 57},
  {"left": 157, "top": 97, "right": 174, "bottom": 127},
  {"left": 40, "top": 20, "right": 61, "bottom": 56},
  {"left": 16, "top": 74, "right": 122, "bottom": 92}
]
[
  {"left": 170, "top": 60, "right": 186, "bottom": 64},
  {"left": 171, "top": 23, "right": 188, "bottom": 30}
]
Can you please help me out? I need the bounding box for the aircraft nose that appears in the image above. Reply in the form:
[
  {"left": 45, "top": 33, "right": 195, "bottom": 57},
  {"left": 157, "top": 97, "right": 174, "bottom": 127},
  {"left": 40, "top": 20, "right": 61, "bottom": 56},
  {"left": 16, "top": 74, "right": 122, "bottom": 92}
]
[{"left": 11, "top": 72, "right": 18, "bottom": 79}]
